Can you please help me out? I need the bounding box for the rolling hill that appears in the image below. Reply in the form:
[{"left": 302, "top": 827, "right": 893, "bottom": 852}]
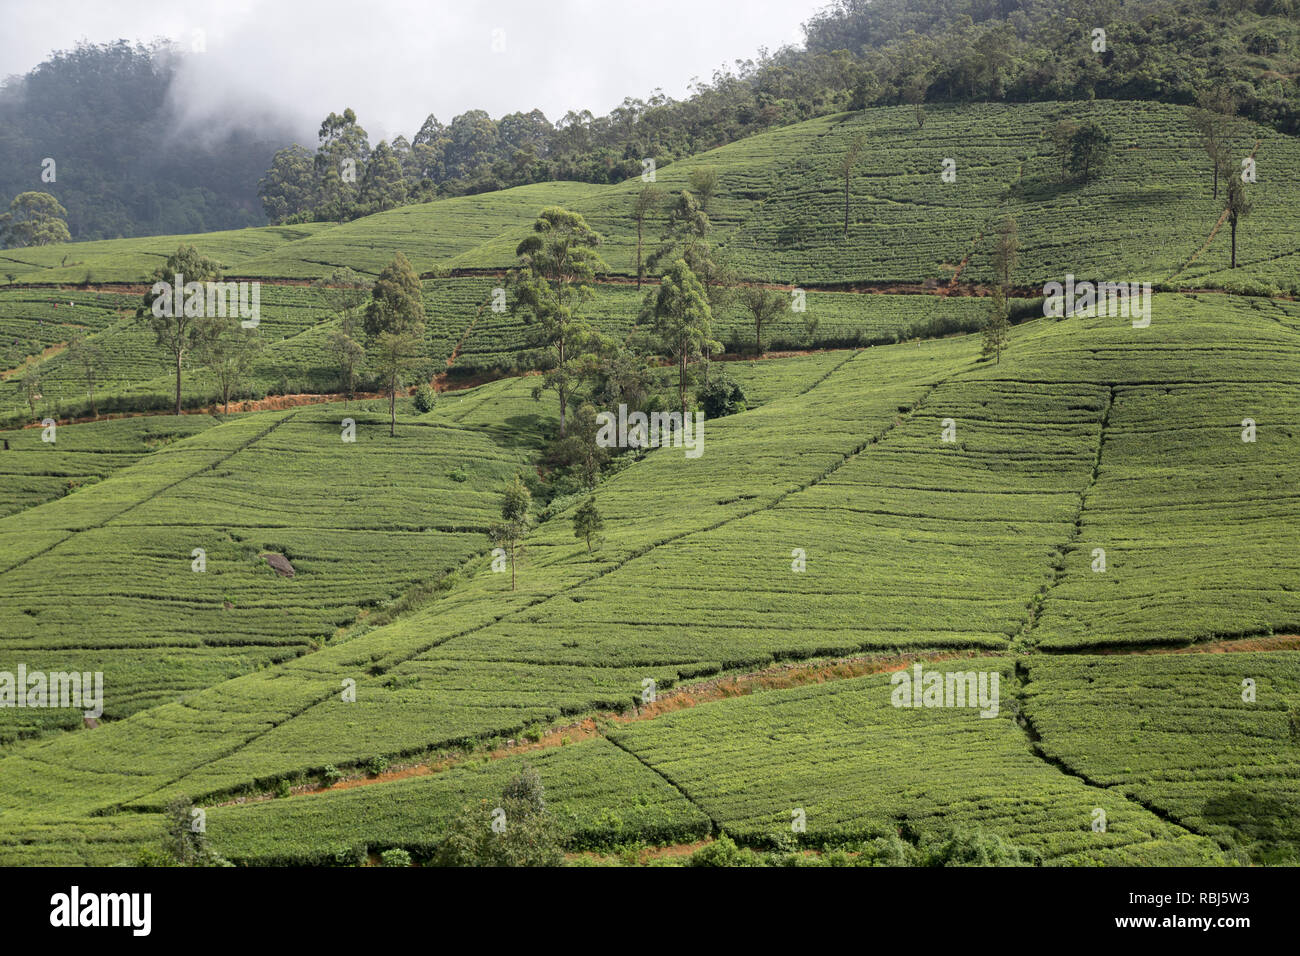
[{"left": 0, "top": 96, "right": 1297, "bottom": 867}]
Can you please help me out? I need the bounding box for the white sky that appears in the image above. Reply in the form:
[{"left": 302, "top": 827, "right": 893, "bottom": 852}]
[{"left": 0, "top": 0, "right": 830, "bottom": 142}]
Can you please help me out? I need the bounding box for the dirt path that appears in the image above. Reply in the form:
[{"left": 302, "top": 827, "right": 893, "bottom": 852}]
[
  {"left": 209, "top": 648, "right": 985, "bottom": 807},
  {"left": 445, "top": 295, "right": 493, "bottom": 369},
  {"left": 1, "top": 341, "right": 72, "bottom": 380},
  {"left": 208, "top": 626, "right": 1298, "bottom": 811}
]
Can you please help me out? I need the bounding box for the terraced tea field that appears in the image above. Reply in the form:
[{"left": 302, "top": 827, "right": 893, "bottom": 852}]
[
  {"left": 0, "top": 90, "right": 1296, "bottom": 869},
  {"left": 0, "top": 284, "right": 1294, "bottom": 866},
  {"left": 0, "top": 414, "right": 217, "bottom": 517},
  {"left": 1023, "top": 651, "right": 1300, "bottom": 864},
  {"left": 0, "top": 396, "right": 542, "bottom": 743}
]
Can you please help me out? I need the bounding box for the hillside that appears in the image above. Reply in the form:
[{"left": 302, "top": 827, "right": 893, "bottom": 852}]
[
  {"left": 0, "top": 68, "right": 1298, "bottom": 872},
  {"left": 3, "top": 99, "right": 1298, "bottom": 429},
  {"left": 0, "top": 284, "right": 1297, "bottom": 865}
]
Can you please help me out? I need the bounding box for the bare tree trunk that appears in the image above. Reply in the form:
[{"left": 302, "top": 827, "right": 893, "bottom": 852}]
[
  {"left": 1231, "top": 219, "right": 1238, "bottom": 269},
  {"left": 679, "top": 352, "right": 687, "bottom": 418},
  {"left": 174, "top": 353, "right": 183, "bottom": 416},
  {"left": 557, "top": 338, "right": 568, "bottom": 438}
]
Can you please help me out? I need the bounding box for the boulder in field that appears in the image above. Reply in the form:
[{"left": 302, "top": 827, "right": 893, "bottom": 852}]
[{"left": 261, "top": 552, "right": 296, "bottom": 578}]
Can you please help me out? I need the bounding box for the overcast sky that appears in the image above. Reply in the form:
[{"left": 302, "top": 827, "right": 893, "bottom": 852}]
[{"left": 1, "top": 0, "right": 829, "bottom": 141}]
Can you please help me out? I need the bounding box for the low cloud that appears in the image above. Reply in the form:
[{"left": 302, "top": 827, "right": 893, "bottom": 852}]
[{"left": 3, "top": 0, "right": 821, "bottom": 145}]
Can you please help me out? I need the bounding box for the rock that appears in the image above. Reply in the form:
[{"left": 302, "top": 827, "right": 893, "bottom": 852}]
[{"left": 261, "top": 552, "right": 296, "bottom": 578}]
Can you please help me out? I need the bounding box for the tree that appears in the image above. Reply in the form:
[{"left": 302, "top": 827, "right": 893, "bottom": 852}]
[
  {"left": 738, "top": 285, "right": 789, "bottom": 356},
  {"left": 649, "top": 189, "right": 733, "bottom": 379},
  {"left": 161, "top": 796, "right": 228, "bottom": 866},
  {"left": 66, "top": 335, "right": 105, "bottom": 418},
  {"left": 358, "top": 140, "right": 407, "bottom": 212},
  {"left": 1226, "top": 174, "right": 1252, "bottom": 269},
  {"left": 646, "top": 259, "right": 719, "bottom": 417},
  {"left": 370, "top": 331, "right": 425, "bottom": 437},
  {"left": 488, "top": 475, "right": 531, "bottom": 591},
  {"left": 849, "top": 67, "right": 881, "bottom": 110},
  {"left": 1049, "top": 119, "right": 1080, "bottom": 182},
  {"left": 1067, "top": 123, "right": 1112, "bottom": 182},
  {"left": 444, "top": 110, "right": 501, "bottom": 180},
  {"left": 257, "top": 145, "right": 317, "bottom": 223},
  {"left": 139, "top": 244, "right": 223, "bottom": 415},
  {"left": 572, "top": 497, "right": 604, "bottom": 554},
  {"left": 314, "top": 267, "right": 369, "bottom": 397},
  {"left": 902, "top": 73, "right": 928, "bottom": 129},
  {"left": 0, "top": 192, "right": 70, "bottom": 247},
  {"left": 632, "top": 185, "right": 662, "bottom": 289},
  {"left": 197, "top": 318, "right": 262, "bottom": 415},
  {"left": 687, "top": 167, "right": 719, "bottom": 216},
  {"left": 835, "top": 133, "right": 867, "bottom": 240},
  {"left": 981, "top": 288, "right": 1009, "bottom": 364},
  {"left": 548, "top": 401, "right": 608, "bottom": 489},
  {"left": 314, "top": 108, "right": 370, "bottom": 220},
  {"left": 1191, "top": 89, "right": 1239, "bottom": 199},
  {"left": 589, "top": 337, "right": 657, "bottom": 413},
  {"left": 20, "top": 368, "right": 40, "bottom": 419},
  {"left": 508, "top": 207, "right": 608, "bottom": 437},
  {"left": 434, "top": 768, "right": 562, "bottom": 866},
  {"left": 992, "top": 216, "right": 1018, "bottom": 291},
  {"left": 364, "top": 253, "right": 426, "bottom": 436}
]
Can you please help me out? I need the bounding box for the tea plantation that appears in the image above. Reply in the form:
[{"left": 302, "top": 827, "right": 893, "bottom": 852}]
[{"left": 0, "top": 98, "right": 1296, "bottom": 866}]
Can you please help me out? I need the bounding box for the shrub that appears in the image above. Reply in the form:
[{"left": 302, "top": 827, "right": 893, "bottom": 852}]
[
  {"left": 366, "top": 755, "right": 390, "bottom": 776},
  {"left": 323, "top": 765, "right": 344, "bottom": 787},
  {"left": 433, "top": 769, "right": 562, "bottom": 867},
  {"left": 687, "top": 834, "right": 762, "bottom": 867},
  {"left": 919, "top": 826, "right": 1041, "bottom": 867},
  {"left": 858, "top": 833, "right": 918, "bottom": 866},
  {"left": 380, "top": 848, "right": 412, "bottom": 867},
  {"left": 433, "top": 797, "right": 563, "bottom": 867},
  {"left": 333, "top": 844, "right": 368, "bottom": 867},
  {"left": 413, "top": 383, "right": 437, "bottom": 413},
  {"left": 500, "top": 765, "right": 545, "bottom": 813},
  {"left": 698, "top": 372, "right": 746, "bottom": 418}
]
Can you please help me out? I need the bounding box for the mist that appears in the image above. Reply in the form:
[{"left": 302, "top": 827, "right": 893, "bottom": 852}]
[{"left": 3, "top": 0, "right": 826, "bottom": 146}]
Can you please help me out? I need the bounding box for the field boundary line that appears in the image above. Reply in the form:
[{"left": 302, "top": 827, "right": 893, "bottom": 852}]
[
  {"left": 601, "top": 731, "right": 722, "bottom": 833},
  {"left": 1013, "top": 384, "right": 1114, "bottom": 649},
  {"left": 1012, "top": 659, "right": 1219, "bottom": 845},
  {"left": 120, "top": 353, "right": 966, "bottom": 809},
  {"left": 0, "top": 410, "right": 299, "bottom": 578}
]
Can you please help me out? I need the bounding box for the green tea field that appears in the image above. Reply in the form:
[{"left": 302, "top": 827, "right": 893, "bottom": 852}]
[{"left": 0, "top": 36, "right": 1297, "bottom": 875}]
